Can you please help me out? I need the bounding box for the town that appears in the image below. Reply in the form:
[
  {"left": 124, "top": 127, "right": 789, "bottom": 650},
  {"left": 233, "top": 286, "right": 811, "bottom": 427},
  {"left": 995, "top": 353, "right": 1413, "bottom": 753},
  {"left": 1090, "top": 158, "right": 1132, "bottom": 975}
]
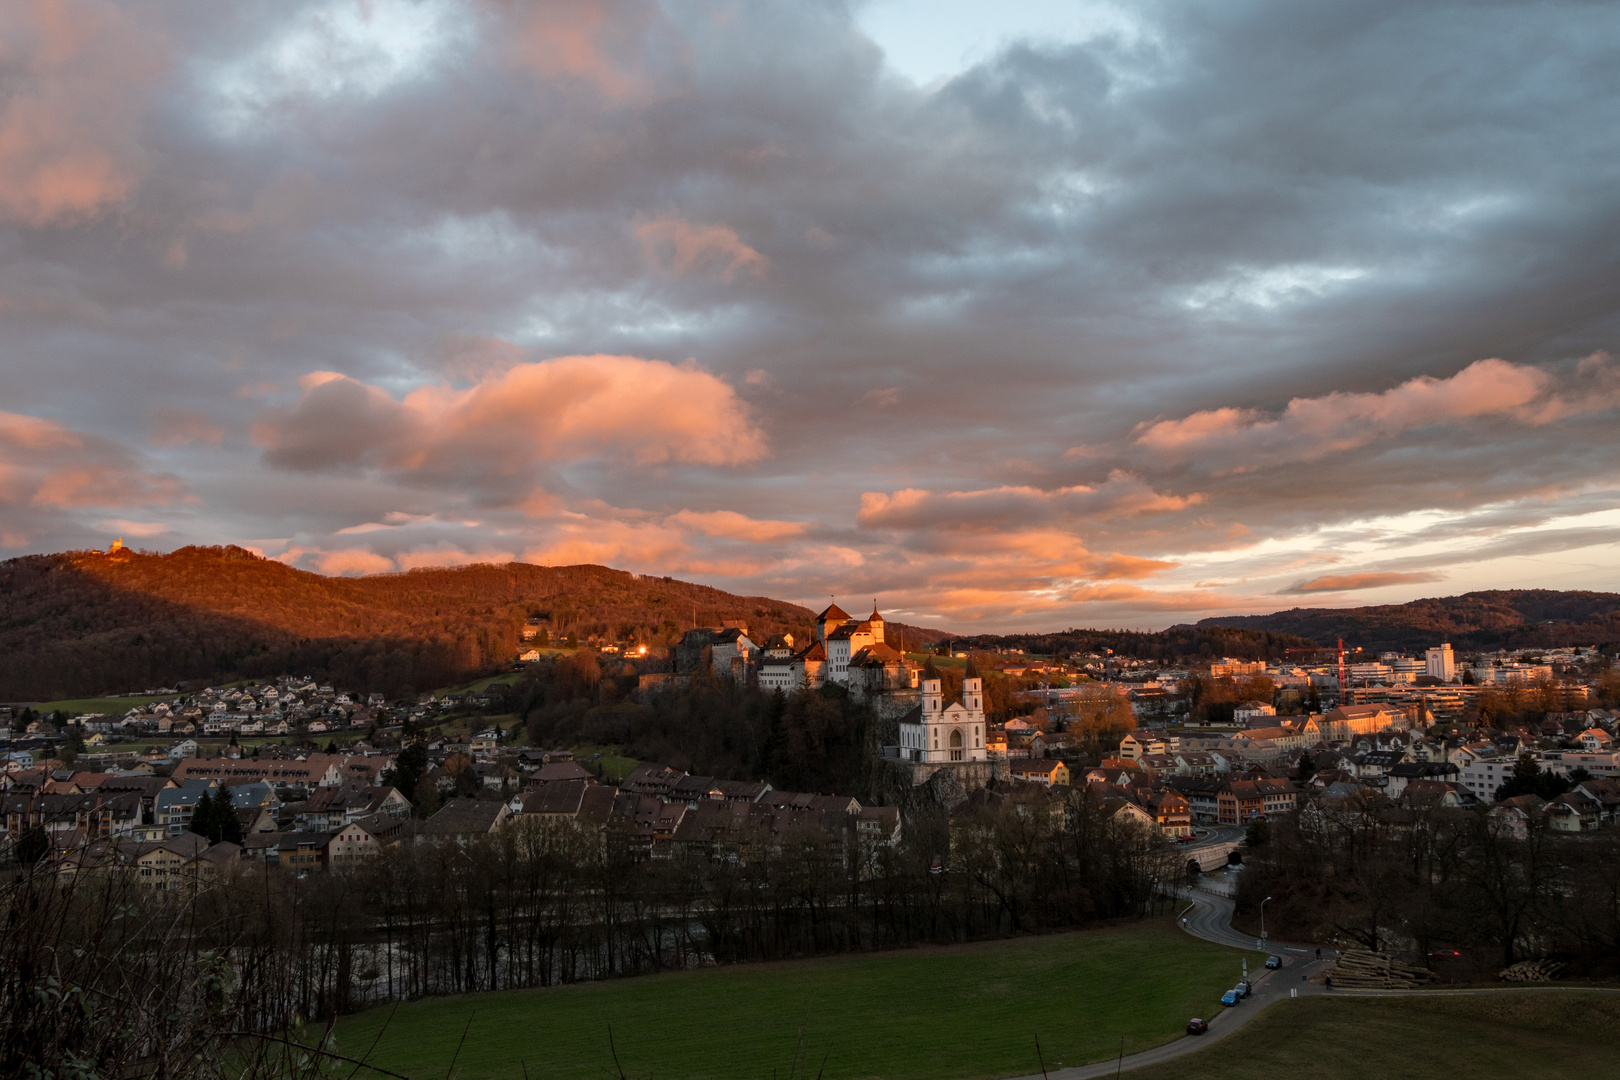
[{"left": 5, "top": 604, "right": 1617, "bottom": 890}]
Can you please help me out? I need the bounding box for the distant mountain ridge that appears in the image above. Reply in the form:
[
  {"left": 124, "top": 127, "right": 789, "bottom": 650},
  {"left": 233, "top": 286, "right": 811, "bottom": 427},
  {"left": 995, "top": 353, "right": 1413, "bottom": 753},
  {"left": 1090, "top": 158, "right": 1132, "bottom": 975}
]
[
  {"left": 0, "top": 546, "right": 941, "bottom": 701},
  {"left": 1189, "top": 589, "right": 1620, "bottom": 653}
]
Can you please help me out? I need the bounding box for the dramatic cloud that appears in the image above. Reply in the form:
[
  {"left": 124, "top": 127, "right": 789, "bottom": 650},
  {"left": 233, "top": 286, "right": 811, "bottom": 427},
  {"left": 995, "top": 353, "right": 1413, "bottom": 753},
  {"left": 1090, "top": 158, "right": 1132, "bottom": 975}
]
[
  {"left": 149, "top": 407, "right": 225, "bottom": 447},
  {"left": 0, "top": 412, "right": 183, "bottom": 511},
  {"left": 493, "top": 0, "right": 681, "bottom": 102},
  {"left": 667, "top": 510, "right": 808, "bottom": 543},
  {"left": 1286, "top": 571, "right": 1446, "bottom": 594},
  {"left": 252, "top": 355, "right": 767, "bottom": 500},
  {"left": 0, "top": 0, "right": 165, "bottom": 225},
  {"left": 1133, "top": 358, "right": 1620, "bottom": 467},
  {"left": 858, "top": 474, "right": 1199, "bottom": 531},
  {"left": 4, "top": 0, "right": 1620, "bottom": 627},
  {"left": 636, "top": 219, "right": 768, "bottom": 281}
]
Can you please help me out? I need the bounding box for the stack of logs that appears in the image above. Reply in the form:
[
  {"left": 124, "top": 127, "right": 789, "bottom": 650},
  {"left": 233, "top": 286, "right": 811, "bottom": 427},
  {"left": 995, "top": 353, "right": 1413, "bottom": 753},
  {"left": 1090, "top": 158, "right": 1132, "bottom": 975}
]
[
  {"left": 1330, "top": 948, "right": 1437, "bottom": 989},
  {"left": 1499, "top": 959, "right": 1565, "bottom": 982}
]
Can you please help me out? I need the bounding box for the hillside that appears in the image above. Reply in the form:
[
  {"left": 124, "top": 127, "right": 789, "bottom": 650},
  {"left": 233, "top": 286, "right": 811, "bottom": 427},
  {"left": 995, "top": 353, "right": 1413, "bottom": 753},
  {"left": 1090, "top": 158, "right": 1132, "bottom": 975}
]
[
  {"left": 953, "top": 626, "right": 1318, "bottom": 663},
  {"left": 1191, "top": 589, "right": 1620, "bottom": 653},
  {"left": 0, "top": 546, "right": 850, "bottom": 701}
]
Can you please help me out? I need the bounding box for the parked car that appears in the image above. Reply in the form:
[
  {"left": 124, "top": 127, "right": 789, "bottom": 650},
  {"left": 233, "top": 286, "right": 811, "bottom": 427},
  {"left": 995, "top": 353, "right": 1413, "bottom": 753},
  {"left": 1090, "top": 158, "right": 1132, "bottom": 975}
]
[
  {"left": 1265, "top": 955, "right": 1283, "bottom": 969},
  {"left": 1235, "top": 980, "right": 1252, "bottom": 997},
  {"left": 1186, "top": 1018, "right": 1209, "bottom": 1035},
  {"left": 1221, "top": 989, "right": 1241, "bottom": 1007}
]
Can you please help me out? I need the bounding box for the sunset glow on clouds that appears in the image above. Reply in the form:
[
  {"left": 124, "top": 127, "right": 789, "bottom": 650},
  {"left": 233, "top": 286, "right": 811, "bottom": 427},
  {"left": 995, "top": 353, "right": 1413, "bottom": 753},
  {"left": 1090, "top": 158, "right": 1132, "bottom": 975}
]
[{"left": 5, "top": 0, "right": 1620, "bottom": 629}]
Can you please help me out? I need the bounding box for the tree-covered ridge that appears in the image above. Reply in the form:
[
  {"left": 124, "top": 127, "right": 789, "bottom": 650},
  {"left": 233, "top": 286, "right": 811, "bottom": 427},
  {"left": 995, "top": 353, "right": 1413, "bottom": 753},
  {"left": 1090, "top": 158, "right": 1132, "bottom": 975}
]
[
  {"left": 1190, "top": 589, "right": 1620, "bottom": 653},
  {"left": 954, "top": 625, "right": 1318, "bottom": 662},
  {"left": 0, "top": 546, "right": 823, "bottom": 700}
]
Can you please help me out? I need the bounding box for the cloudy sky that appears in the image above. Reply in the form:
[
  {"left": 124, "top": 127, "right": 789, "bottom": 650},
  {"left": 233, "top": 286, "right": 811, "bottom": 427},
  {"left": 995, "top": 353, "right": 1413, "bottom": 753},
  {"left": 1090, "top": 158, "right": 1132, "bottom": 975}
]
[{"left": 4, "top": 0, "right": 1620, "bottom": 632}]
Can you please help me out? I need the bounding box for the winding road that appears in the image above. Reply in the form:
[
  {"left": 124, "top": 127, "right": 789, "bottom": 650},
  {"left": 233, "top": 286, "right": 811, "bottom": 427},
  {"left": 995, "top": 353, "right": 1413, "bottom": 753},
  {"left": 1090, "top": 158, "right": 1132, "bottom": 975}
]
[{"left": 1004, "top": 867, "right": 1618, "bottom": 1080}]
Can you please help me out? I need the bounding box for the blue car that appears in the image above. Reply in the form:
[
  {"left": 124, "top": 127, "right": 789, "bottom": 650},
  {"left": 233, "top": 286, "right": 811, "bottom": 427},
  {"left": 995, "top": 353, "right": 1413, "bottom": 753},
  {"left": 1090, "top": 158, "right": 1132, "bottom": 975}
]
[{"left": 1221, "top": 989, "right": 1242, "bottom": 1007}]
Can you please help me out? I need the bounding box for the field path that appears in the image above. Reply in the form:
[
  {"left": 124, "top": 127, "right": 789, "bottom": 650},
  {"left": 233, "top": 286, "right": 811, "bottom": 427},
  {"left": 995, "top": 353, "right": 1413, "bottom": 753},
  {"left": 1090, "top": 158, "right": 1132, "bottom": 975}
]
[{"left": 1004, "top": 885, "right": 1618, "bottom": 1080}]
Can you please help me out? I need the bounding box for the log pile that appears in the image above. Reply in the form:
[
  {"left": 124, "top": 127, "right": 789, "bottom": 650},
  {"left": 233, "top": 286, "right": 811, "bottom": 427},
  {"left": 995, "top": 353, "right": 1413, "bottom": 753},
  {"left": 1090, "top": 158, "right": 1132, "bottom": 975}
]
[
  {"left": 1330, "top": 948, "right": 1436, "bottom": 989},
  {"left": 1499, "top": 959, "right": 1565, "bottom": 982}
]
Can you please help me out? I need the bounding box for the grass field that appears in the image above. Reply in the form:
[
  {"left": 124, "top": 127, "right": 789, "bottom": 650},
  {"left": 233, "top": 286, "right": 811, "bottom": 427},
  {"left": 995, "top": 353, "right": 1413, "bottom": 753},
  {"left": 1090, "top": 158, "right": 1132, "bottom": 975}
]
[
  {"left": 436, "top": 672, "right": 531, "bottom": 696},
  {"left": 336, "top": 925, "right": 1260, "bottom": 1080},
  {"left": 1129, "top": 990, "right": 1620, "bottom": 1080},
  {"left": 30, "top": 694, "right": 175, "bottom": 716},
  {"left": 569, "top": 743, "right": 640, "bottom": 781}
]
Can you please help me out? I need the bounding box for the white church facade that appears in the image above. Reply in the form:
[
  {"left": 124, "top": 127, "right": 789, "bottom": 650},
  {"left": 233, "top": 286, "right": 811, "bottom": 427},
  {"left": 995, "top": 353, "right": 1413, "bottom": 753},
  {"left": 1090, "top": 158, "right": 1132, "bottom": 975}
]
[{"left": 897, "top": 677, "right": 988, "bottom": 763}]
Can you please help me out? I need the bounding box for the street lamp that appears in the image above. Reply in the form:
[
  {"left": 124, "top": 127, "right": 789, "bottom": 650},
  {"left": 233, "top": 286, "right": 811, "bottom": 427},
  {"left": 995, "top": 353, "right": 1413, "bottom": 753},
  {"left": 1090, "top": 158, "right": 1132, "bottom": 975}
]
[{"left": 1260, "top": 895, "right": 1273, "bottom": 943}]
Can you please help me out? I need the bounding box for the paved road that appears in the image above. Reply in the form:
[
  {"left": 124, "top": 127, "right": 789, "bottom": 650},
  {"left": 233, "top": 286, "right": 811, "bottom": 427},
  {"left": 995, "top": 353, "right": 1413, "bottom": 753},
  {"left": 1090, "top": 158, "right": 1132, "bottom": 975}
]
[
  {"left": 1003, "top": 888, "right": 1332, "bottom": 1080},
  {"left": 1003, "top": 888, "right": 1620, "bottom": 1080}
]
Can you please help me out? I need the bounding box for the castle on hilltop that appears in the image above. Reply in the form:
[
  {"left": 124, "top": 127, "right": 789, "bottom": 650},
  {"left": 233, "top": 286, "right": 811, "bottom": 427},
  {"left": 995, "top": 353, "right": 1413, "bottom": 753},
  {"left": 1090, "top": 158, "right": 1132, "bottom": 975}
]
[{"left": 757, "top": 602, "right": 917, "bottom": 698}]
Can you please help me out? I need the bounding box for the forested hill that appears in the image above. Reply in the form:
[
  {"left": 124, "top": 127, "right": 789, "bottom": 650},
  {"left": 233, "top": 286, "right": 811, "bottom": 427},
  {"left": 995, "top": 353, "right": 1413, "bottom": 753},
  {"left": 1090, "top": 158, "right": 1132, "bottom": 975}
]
[
  {"left": 0, "top": 546, "right": 842, "bottom": 701},
  {"left": 954, "top": 626, "right": 1318, "bottom": 663},
  {"left": 1190, "top": 590, "right": 1620, "bottom": 653}
]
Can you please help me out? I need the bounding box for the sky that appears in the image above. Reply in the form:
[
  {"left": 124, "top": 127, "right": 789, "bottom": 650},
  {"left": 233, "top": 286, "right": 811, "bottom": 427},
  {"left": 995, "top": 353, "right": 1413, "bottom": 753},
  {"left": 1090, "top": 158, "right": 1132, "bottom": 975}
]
[{"left": 4, "top": 0, "right": 1620, "bottom": 633}]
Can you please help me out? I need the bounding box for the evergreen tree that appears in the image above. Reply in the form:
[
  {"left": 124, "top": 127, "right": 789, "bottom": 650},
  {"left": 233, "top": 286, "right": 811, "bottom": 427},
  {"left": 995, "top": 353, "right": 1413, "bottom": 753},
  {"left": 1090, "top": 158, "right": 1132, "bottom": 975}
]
[
  {"left": 383, "top": 741, "right": 428, "bottom": 812},
  {"left": 189, "top": 789, "right": 217, "bottom": 841},
  {"left": 189, "top": 787, "right": 244, "bottom": 845}
]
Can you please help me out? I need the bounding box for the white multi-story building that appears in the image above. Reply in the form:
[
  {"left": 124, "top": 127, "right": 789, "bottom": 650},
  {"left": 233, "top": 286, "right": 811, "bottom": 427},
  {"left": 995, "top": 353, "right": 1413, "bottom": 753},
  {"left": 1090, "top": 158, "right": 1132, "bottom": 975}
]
[
  {"left": 1425, "top": 644, "right": 1457, "bottom": 683},
  {"left": 758, "top": 604, "right": 915, "bottom": 696},
  {"left": 1348, "top": 662, "right": 1394, "bottom": 684},
  {"left": 1391, "top": 658, "right": 1425, "bottom": 683},
  {"left": 898, "top": 677, "right": 987, "bottom": 763},
  {"left": 1455, "top": 743, "right": 1512, "bottom": 799}
]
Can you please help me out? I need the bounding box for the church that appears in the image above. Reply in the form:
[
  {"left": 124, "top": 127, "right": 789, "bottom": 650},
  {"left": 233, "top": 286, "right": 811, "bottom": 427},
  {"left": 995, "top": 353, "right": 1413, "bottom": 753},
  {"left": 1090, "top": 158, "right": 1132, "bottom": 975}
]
[{"left": 896, "top": 675, "right": 988, "bottom": 763}]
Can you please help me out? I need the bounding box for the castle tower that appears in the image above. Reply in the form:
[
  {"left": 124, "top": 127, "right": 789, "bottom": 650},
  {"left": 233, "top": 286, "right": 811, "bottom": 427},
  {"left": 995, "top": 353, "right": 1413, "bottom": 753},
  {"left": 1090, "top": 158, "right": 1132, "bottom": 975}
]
[
  {"left": 815, "top": 602, "right": 850, "bottom": 644},
  {"left": 867, "top": 602, "right": 885, "bottom": 643}
]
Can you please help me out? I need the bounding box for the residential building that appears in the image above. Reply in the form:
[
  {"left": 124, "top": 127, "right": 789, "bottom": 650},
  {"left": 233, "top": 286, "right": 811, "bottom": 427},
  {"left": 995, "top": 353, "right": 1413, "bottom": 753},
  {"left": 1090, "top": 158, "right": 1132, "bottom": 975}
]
[
  {"left": 1009, "top": 760, "right": 1070, "bottom": 787},
  {"left": 1234, "top": 701, "right": 1277, "bottom": 723},
  {"left": 1216, "top": 778, "right": 1298, "bottom": 825}
]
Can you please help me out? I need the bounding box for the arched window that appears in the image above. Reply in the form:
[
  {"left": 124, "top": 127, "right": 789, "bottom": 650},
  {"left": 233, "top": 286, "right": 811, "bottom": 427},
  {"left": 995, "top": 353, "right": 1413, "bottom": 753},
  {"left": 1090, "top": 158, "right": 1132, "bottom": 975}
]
[{"left": 949, "top": 729, "right": 964, "bottom": 761}]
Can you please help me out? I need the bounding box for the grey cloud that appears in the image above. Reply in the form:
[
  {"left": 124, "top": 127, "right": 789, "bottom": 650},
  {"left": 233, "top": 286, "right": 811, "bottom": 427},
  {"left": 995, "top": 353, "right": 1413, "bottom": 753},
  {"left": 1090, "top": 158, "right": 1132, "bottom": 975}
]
[{"left": 2, "top": 0, "right": 1620, "bottom": 627}]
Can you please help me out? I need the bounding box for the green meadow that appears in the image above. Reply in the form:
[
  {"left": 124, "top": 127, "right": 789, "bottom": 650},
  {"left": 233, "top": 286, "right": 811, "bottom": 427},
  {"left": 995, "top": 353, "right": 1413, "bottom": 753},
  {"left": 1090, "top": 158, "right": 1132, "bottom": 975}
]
[{"left": 336, "top": 924, "right": 1260, "bottom": 1080}]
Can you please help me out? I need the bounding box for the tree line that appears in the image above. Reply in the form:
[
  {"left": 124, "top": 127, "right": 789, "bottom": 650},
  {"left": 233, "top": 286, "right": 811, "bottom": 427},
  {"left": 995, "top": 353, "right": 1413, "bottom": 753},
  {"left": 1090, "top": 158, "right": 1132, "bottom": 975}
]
[
  {"left": 5, "top": 786, "right": 1183, "bottom": 1080},
  {"left": 1235, "top": 792, "right": 1620, "bottom": 976}
]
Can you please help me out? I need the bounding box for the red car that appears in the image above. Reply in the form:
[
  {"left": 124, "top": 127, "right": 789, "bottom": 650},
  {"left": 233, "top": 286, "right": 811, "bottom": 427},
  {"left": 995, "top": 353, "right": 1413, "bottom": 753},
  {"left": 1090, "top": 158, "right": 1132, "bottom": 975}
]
[{"left": 1186, "top": 1018, "right": 1209, "bottom": 1035}]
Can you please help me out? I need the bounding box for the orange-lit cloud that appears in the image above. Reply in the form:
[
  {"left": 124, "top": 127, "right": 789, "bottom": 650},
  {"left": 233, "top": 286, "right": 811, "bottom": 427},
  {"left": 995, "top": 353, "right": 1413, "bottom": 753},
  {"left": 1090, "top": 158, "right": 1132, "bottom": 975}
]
[
  {"left": 524, "top": 517, "right": 691, "bottom": 568},
  {"left": 252, "top": 354, "right": 767, "bottom": 493},
  {"left": 1135, "top": 357, "right": 1620, "bottom": 465},
  {"left": 636, "top": 218, "right": 768, "bottom": 281},
  {"left": 93, "top": 517, "right": 168, "bottom": 538},
  {"left": 668, "top": 509, "right": 809, "bottom": 543},
  {"left": 0, "top": 0, "right": 166, "bottom": 226},
  {"left": 492, "top": 0, "right": 680, "bottom": 102},
  {"left": 1286, "top": 570, "right": 1445, "bottom": 593},
  {"left": 306, "top": 548, "right": 395, "bottom": 576},
  {"left": 148, "top": 407, "right": 224, "bottom": 447},
  {"left": 0, "top": 410, "right": 184, "bottom": 508},
  {"left": 858, "top": 473, "right": 1198, "bottom": 530},
  {"left": 395, "top": 546, "right": 517, "bottom": 571}
]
